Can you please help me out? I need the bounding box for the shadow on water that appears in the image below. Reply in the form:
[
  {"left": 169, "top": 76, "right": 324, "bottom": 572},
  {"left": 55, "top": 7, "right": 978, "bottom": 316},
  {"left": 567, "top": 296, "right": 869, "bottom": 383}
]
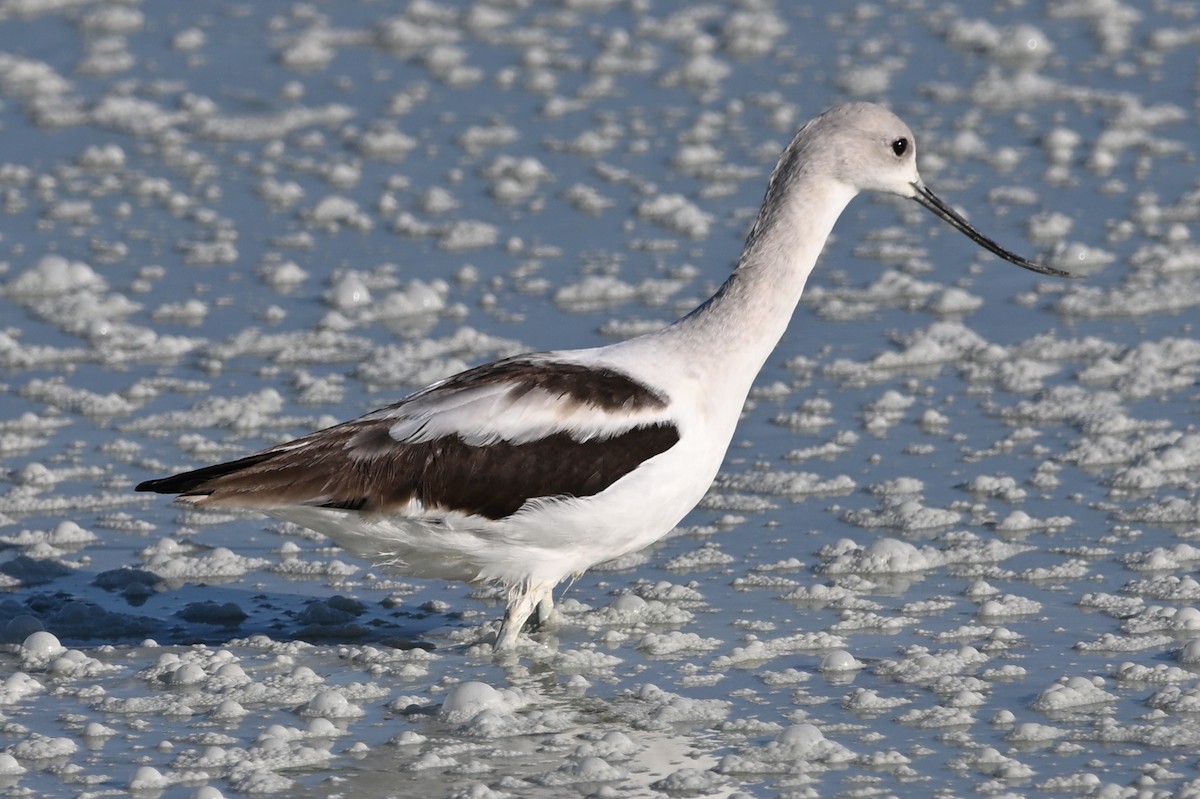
[{"left": 0, "top": 563, "right": 450, "bottom": 651}]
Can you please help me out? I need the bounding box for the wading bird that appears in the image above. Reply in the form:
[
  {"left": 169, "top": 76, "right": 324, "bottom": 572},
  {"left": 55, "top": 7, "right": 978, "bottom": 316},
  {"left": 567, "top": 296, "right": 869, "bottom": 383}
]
[{"left": 138, "top": 102, "right": 1073, "bottom": 650}]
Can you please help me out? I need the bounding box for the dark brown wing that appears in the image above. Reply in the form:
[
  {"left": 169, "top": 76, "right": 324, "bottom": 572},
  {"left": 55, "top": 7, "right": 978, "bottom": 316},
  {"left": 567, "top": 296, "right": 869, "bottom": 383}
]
[
  {"left": 137, "top": 357, "right": 681, "bottom": 520},
  {"left": 137, "top": 421, "right": 679, "bottom": 520}
]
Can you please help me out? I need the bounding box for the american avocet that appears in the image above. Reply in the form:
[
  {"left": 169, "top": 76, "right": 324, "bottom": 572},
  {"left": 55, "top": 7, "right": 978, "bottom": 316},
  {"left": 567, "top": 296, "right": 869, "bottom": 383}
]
[{"left": 138, "top": 102, "right": 1073, "bottom": 650}]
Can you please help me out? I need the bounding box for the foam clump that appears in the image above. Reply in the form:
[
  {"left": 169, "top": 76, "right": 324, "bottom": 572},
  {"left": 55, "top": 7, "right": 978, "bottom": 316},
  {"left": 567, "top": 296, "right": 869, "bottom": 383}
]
[
  {"left": 820, "top": 538, "right": 933, "bottom": 575},
  {"left": 301, "top": 689, "right": 365, "bottom": 720},
  {"left": 818, "top": 650, "right": 863, "bottom": 673},
  {"left": 636, "top": 193, "right": 713, "bottom": 238},
  {"left": 1031, "top": 676, "right": 1117, "bottom": 712},
  {"left": 5, "top": 255, "right": 106, "bottom": 296},
  {"left": 129, "top": 765, "right": 171, "bottom": 790},
  {"left": 534, "top": 754, "right": 628, "bottom": 786},
  {"left": 716, "top": 723, "right": 855, "bottom": 774},
  {"left": 438, "top": 681, "right": 510, "bottom": 722},
  {"left": 21, "top": 630, "right": 65, "bottom": 658}
]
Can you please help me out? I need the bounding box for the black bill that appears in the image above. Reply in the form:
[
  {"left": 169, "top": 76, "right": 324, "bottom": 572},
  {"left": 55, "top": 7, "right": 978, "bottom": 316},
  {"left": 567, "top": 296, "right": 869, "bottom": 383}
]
[{"left": 911, "top": 182, "right": 1076, "bottom": 278}]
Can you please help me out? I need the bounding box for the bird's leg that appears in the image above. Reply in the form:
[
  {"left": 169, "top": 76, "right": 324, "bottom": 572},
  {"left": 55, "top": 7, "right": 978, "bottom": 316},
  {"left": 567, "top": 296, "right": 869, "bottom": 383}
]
[
  {"left": 532, "top": 587, "right": 555, "bottom": 628},
  {"left": 494, "top": 584, "right": 559, "bottom": 649},
  {"left": 494, "top": 591, "right": 536, "bottom": 651}
]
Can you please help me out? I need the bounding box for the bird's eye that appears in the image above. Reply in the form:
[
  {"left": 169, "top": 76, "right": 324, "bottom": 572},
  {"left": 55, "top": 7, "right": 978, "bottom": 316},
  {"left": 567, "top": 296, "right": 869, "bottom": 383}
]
[{"left": 891, "top": 137, "right": 909, "bottom": 157}]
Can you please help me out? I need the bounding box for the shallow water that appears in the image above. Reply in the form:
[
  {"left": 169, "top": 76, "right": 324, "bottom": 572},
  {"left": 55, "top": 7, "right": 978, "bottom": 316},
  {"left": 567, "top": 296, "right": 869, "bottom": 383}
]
[{"left": 2, "top": 1, "right": 1200, "bottom": 797}]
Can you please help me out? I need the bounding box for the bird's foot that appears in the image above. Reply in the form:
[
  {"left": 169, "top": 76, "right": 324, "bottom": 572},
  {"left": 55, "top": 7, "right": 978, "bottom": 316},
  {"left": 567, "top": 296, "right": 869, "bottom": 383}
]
[
  {"left": 494, "top": 593, "right": 534, "bottom": 651},
  {"left": 493, "top": 585, "right": 556, "bottom": 651}
]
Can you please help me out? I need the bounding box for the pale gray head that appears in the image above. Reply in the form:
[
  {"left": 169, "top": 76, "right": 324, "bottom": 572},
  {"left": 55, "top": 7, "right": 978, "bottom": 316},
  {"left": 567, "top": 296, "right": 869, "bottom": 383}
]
[{"left": 798, "top": 102, "right": 1072, "bottom": 278}]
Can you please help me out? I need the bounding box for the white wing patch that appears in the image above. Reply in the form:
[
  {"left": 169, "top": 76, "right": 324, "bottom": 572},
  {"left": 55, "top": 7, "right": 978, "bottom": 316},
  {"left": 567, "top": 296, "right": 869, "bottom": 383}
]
[
  {"left": 360, "top": 356, "right": 675, "bottom": 447},
  {"left": 390, "top": 385, "right": 669, "bottom": 446}
]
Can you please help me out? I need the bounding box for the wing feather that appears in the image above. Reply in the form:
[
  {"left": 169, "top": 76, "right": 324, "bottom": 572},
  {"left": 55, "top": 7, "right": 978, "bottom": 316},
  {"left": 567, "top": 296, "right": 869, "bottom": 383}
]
[
  {"left": 137, "top": 357, "right": 682, "bottom": 520},
  {"left": 373, "top": 354, "right": 672, "bottom": 446}
]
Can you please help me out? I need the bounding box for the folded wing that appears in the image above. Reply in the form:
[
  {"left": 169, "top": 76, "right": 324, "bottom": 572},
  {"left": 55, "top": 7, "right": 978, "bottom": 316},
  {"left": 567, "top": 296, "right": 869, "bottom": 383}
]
[{"left": 136, "top": 356, "right": 681, "bottom": 520}]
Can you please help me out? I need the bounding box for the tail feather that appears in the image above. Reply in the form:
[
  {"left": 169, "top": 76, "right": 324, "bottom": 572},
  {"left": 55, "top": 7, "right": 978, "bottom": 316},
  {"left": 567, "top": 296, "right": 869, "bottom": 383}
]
[{"left": 135, "top": 450, "right": 280, "bottom": 496}]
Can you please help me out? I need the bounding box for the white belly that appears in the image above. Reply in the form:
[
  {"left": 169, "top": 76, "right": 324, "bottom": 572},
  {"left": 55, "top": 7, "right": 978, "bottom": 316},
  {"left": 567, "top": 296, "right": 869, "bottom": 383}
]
[{"left": 266, "top": 404, "right": 730, "bottom": 590}]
